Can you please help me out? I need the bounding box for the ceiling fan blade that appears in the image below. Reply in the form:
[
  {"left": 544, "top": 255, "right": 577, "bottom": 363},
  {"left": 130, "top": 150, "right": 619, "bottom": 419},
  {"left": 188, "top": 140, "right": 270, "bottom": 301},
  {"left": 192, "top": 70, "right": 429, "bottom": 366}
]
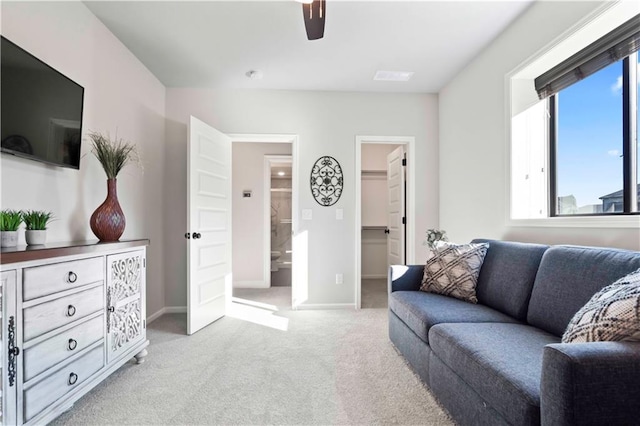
[{"left": 302, "top": 0, "right": 326, "bottom": 40}]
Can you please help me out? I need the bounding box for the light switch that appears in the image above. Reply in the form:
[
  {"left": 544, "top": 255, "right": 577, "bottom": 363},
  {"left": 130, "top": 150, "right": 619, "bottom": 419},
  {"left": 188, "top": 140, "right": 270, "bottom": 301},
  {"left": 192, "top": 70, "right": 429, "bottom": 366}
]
[
  {"left": 336, "top": 209, "right": 343, "bottom": 220},
  {"left": 302, "top": 209, "right": 313, "bottom": 220}
]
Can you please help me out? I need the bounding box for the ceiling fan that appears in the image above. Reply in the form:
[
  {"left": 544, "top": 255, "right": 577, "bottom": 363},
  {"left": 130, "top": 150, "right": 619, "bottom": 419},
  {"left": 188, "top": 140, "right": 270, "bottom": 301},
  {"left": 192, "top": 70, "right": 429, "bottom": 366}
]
[{"left": 301, "top": 0, "right": 326, "bottom": 40}]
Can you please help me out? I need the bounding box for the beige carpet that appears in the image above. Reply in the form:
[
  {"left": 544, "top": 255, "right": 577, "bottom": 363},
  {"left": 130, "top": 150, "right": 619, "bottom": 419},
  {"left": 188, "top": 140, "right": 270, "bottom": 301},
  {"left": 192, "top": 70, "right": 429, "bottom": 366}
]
[{"left": 51, "top": 288, "right": 452, "bottom": 425}]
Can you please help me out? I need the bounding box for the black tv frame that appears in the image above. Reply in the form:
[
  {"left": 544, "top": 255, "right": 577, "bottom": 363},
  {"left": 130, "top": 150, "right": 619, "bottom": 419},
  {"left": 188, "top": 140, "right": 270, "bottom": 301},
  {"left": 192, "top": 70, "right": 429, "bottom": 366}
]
[{"left": 1, "top": 35, "right": 85, "bottom": 170}]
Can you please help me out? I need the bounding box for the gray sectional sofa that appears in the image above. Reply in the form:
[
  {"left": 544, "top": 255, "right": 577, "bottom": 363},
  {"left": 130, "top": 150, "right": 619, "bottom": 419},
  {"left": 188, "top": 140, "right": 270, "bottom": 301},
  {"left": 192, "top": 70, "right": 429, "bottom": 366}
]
[{"left": 388, "top": 239, "right": 640, "bottom": 426}]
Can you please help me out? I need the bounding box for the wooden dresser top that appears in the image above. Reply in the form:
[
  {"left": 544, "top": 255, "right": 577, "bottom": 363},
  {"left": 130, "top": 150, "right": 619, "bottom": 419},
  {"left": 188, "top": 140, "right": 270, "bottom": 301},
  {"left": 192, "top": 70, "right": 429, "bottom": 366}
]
[{"left": 0, "top": 239, "right": 149, "bottom": 265}]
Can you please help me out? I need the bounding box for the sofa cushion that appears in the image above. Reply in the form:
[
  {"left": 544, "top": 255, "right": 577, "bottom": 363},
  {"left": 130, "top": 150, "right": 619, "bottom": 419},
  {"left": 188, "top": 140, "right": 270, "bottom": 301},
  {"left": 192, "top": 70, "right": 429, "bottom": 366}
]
[
  {"left": 563, "top": 267, "right": 640, "bottom": 343},
  {"left": 429, "top": 323, "right": 560, "bottom": 426},
  {"left": 472, "top": 239, "right": 549, "bottom": 321},
  {"left": 527, "top": 245, "right": 640, "bottom": 337},
  {"left": 389, "top": 291, "right": 518, "bottom": 344},
  {"left": 420, "top": 242, "right": 489, "bottom": 303}
]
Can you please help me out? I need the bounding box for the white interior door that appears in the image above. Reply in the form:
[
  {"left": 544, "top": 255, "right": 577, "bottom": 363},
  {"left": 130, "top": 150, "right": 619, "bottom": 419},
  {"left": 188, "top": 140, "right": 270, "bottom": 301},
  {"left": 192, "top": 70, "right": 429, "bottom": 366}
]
[
  {"left": 187, "top": 116, "right": 232, "bottom": 335},
  {"left": 387, "top": 146, "right": 405, "bottom": 266}
]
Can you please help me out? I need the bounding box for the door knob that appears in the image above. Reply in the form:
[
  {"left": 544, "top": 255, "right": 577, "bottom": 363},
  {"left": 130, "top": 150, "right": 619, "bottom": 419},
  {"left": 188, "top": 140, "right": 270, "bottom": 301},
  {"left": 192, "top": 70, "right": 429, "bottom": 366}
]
[
  {"left": 384, "top": 228, "right": 390, "bottom": 234},
  {"left": 184, "top": 233, "right": 191, "bottom": 239},
  {"left": 193, "top": 232, "right": 201, "bottom": 239}
]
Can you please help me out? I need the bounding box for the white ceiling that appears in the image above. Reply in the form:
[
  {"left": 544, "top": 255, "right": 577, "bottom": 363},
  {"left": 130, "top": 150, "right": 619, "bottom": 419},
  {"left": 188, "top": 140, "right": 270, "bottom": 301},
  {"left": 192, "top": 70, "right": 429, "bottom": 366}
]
[{"left": 84, "top": 0, "right": 533, "bottom": 93}]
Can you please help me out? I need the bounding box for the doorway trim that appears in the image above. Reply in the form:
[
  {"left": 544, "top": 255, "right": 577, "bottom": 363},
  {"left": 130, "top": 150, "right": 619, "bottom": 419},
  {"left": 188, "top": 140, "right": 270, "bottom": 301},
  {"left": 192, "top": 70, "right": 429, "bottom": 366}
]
[
  {"left": 228, "top": 134, "right": 299, "bottom": 308},
  {"left": 264, "top": 155, "right": 293, "bottom": 288},
  {"left": 355, "top": 135, "right": 416, "bottom": 309}
]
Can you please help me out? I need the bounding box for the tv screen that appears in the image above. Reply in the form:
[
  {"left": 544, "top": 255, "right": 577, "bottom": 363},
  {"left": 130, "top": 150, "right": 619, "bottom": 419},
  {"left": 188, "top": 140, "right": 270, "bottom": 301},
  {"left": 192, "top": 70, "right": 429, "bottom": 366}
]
[{"left": 1, "top": 36, "right": 84, "bottom": 169}]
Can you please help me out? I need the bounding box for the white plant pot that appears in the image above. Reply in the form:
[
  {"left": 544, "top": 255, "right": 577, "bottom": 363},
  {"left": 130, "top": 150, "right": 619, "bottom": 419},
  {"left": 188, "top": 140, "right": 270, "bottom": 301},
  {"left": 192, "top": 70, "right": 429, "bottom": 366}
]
[
  {"left": 25, "top": 230, "right": 46, "bottom": 246},
  {"left": 1, "top": 231, "right": 19, "bottom": 248}
]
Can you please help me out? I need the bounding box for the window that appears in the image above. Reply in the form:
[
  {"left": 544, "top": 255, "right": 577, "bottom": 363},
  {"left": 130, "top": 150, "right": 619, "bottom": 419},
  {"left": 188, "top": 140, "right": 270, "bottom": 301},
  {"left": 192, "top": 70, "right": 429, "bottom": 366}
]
[
  {"left": 536, "top": 15, "right": 639, "bottom": 216},
  {"left": 551, "top": 60, "right": 627, "bottom": 215}
]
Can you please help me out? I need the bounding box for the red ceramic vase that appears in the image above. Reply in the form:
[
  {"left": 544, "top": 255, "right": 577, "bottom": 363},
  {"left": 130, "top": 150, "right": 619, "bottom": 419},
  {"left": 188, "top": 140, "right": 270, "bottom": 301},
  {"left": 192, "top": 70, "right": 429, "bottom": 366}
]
[{"left": 90, "top": 178, "right": 125, "bottom": 242}]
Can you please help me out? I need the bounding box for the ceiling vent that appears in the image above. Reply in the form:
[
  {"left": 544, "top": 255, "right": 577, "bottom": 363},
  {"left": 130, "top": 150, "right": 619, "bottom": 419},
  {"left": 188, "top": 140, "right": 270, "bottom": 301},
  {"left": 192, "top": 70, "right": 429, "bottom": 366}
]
[{"left": 373, "top": 70, "right": 414, "bottom": 82}]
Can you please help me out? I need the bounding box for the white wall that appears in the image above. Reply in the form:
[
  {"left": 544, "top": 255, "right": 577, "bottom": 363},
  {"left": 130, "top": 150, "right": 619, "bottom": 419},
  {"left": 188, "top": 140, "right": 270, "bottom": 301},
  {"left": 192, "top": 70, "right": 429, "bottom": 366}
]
[
  {"left": 439, "top": 1, "right": 640, "bottom": 251},
  {"left": 232, "top": 142, "right": 291, "bottom": 287},
  {"left": 0, "top": 2, "right": 167, "bottom": 316},
  {"left": 165, "top": 89, "right": 438, "bottom": 307}
]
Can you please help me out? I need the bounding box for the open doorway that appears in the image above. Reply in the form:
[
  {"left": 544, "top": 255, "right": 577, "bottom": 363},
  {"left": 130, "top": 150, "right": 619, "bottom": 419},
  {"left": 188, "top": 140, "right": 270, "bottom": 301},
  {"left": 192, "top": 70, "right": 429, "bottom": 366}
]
[
  {"left": 266, "top": 156, "right": 293, "bottom": 288},
  {"left": 355, "top": 136, "right": 416, "bottom": 309},
  {"left": 229, "top": 135, "right": 298, "bottom": 313}
]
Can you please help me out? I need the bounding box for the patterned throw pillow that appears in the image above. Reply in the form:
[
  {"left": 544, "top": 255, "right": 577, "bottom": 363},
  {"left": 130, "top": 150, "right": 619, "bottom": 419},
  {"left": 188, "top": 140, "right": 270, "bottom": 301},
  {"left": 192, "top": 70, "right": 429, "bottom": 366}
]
[
  {"left": 562, "top": 267, "right": 640, "bottom": 343},
  {"left": 420, "top": 242, "right": 489, "bottom": 304}
]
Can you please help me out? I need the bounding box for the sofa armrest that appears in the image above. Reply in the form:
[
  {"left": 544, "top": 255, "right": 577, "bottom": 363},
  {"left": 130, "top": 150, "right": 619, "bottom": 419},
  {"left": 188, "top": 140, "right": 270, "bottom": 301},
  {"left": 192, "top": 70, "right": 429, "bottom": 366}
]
[
  {"left": 388, "top": 265, "right": 424, "bottom": 293},
  {"left": 541, "top": 341, "right": 640, "bottom": 426}
]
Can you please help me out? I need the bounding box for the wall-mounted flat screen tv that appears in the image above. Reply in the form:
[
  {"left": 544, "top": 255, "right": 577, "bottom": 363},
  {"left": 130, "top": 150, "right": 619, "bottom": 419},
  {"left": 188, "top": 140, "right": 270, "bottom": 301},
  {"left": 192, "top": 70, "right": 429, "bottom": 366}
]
[{"left": 1, "top": 36, "right": 84, "bottom": 169}]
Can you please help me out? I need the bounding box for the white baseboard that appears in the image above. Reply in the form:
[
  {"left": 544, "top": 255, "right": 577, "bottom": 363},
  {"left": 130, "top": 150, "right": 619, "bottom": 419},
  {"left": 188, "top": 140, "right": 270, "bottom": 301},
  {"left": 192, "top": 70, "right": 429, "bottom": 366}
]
[
  {"left": 362, "top": 274, "right": 386, "bottom": 279},
  {"left": 294, "top": 303, "right": 355, "bottom": 310},
  {"left": 147, "top": 306, "right": 187, "bottom": 324},
  {"left": 233, "top": 280, "right": 268, "bottom": 289}
]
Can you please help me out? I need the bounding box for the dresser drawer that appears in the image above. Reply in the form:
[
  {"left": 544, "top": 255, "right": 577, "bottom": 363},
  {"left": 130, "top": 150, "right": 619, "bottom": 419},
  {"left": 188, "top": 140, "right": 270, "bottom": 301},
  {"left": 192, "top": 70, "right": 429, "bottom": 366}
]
[
  {"left": 24, "top": 344, "right": 104, "bottom": 421},
  {"left": 24, "top": 315, "right": 104, "bottom": 381},
  {"left": 23, "top": 257, "right": 104, "bottom": 301},
  {"left": 23, "top": 286, "right": 104, "bottom": 342}
]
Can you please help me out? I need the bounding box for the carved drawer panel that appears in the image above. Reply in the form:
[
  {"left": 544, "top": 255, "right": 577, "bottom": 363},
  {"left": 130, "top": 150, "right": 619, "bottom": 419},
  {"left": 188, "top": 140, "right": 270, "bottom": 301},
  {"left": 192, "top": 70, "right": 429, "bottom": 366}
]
[
  {"left": 107, "top": 251, "right": 144, "bottom": 363},
  {"left": 23, "top": 315, "right": 104, "bottom": 381},
  {"left": 23, "top": 257, "right": 104, "bottom": 301},
  {"left": 108, "top": 298, "right": 142, "bottom": 362},
  {"left": 23, "top": 344, "right": 104, "bottom": 421},
  {"left": 23, "top": 286, "right": 104, "bottom": 342}
]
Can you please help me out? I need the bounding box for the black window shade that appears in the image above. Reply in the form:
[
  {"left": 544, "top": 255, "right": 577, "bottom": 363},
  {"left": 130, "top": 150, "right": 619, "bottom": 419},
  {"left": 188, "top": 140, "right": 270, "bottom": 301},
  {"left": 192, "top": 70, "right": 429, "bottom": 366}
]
[{"left": 535, "top": 14, "right": 640, "bottom": 100}]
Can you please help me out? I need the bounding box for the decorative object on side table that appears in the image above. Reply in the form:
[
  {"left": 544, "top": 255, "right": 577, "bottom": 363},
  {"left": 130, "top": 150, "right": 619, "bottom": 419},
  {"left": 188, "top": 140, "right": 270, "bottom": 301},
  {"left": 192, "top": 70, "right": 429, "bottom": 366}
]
[
  {"left": 0, "top": 209, "right": 23, "bottom": 247},
  {"left": 22, "top": 210, "right": 54, "bottom": 245},
  {"left": 310, "top": 155, "right": 343, "bottom": 206},
  {"left": 424, "top": 228, "right": 448, "bottom": 250},
  {"left": 89, "top": 131, "right": 139, "bottom": 242}
]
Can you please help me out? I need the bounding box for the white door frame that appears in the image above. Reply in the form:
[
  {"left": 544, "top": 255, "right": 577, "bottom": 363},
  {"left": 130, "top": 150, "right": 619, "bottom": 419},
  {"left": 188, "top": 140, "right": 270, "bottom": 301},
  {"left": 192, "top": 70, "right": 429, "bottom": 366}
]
[
  {"left": 264, "top": 155, "right": 293, "bottom": 288},
  {"left": 355, "top": 135, "right": 416, "bottom": 309},
  {"left": 228, "top": 134, "right": 299, "bottom": 307}
]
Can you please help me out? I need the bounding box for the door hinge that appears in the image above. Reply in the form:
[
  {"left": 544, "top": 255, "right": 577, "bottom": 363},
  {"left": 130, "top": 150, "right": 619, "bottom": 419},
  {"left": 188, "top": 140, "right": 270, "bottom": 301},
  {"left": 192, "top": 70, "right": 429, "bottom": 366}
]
[
  {"left": 143, "top": 319, "right": 146, "bottom": 329},
  {"left": 402, "top": 158, "right": 407, "bottom": 166},
  {"left": 402, "top": 217, "right": 406, "bottom": 225},
  {"left": 143, "top": 258, "right": 146, "bottom": 268}
]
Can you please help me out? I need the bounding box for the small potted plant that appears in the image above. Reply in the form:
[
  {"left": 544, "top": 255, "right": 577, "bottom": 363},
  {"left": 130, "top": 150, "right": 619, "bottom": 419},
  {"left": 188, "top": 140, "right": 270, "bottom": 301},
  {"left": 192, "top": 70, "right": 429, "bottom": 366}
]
[
  {"left": 22, "top": 210, "right": 54, "bottom": 245},
  {"left": 0, "top": 210, "right": 23, "bottom": 248}
]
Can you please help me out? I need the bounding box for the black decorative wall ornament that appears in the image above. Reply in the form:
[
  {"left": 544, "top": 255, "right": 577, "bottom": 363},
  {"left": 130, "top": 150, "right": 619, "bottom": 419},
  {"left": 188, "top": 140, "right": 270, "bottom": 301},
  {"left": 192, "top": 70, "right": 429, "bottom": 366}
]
[{"left": 310, "top": 156, "right": 343, "bottom": 206}]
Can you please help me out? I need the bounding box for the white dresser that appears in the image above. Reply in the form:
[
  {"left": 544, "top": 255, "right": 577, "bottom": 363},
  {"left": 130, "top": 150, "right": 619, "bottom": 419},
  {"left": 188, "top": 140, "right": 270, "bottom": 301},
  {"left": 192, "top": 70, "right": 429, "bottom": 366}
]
[{"left": 0, "top": 240, "right": 149, "bottom": 425}]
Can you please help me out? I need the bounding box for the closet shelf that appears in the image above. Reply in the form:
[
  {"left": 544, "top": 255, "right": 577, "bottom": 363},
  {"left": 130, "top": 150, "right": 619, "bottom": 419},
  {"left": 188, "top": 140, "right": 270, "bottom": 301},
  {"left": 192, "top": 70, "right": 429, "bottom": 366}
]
[
  {"left": 361, "top": 170, "right": 387, "bottom": 180},
  {"left": 362, "top": 225, "right": 387, "bottom": 230},
  {"left": 271, "top": 188, "right": 292, "bottom": 192}
]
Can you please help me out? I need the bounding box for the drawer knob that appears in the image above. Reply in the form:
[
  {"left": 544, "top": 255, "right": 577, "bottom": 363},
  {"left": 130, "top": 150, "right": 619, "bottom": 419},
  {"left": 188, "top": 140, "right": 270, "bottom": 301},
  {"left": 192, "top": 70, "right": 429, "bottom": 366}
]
[
  {"left": 68, "top": 372, "right": 78, "bottom": 386},
  {"left": 68, "top": 338, "right": 78, "bottom": 351},
  {"left": 67, "top": 271, "right": 78, "bottom": 283},
  {"left": 66, "top": 305, "right": 76, "bottom": 317},
  {"left": 108, "top": 306, "right": 115, "bottom": 313}
]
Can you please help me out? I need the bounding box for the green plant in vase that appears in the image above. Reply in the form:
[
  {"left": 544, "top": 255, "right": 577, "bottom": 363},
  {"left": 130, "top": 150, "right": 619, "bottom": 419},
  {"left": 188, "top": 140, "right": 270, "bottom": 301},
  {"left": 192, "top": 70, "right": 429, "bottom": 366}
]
[
  {"left": 0, "top": 209, "right": 24, "bottom": 248},
  {"left": 22, "top": 210, "right": 54, "bottom": 245},
  {"left": 88, "top": 131, "right": 139, "bottom": 242}
]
